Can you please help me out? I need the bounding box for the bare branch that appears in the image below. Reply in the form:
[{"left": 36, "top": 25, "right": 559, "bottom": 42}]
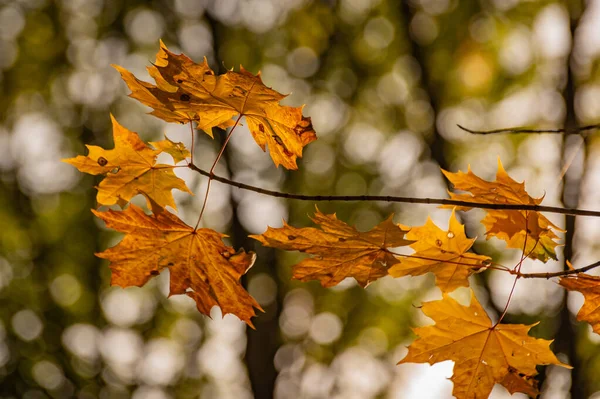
[
  {"left": 514, "top": 260, "right": 600, "bottom": 279},
  {"left": 187, "top": 163, "right": 600, "bottom": 218},
  {"left": 457, "top": 123, "right": 600, "bottom": 135}
]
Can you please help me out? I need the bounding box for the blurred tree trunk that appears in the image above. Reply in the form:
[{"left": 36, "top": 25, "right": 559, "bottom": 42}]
[
  {"left": 399, "top": 2, "right": 449, "bottom": 172},
  {"left": 555, "top": 2, "right": 583, "bottom": 397},
  {"left": 206, "top": 14, "right": 281, "bottom": 399},
  {"left": 221, "top": 150, "right": 281, "bottom": 399}
]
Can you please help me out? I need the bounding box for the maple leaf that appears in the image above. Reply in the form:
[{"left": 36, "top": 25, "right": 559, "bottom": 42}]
[
  {"left": 559, "top": 269, "right": 600, "bottom": 334},
  {"left": 149, "top": 136, "right": 190, "bottom": 163},
  {"left": 442, "top": 159, "right": 562, "bottom": 262},
  {"left": 93, "top": 203, "right": 262, "bottom": 326},
  {"left": 113, "top": 41, "right": 317, "bottom": 170},
  {"left": 401, "top": 292, "right": 569, "bottom": 399},
  {"left": 388, "top": 210, "right": 490, "bottom": 293},
  {"left": 63, "top": 115, "right": 191, "bottom": 209},
  {"left": 251, "top": 209, "right": 412, "bottom": 287}
]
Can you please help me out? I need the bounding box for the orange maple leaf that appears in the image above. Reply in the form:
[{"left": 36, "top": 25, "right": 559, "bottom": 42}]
[
  {"left": 401, "top": 292, "right": 569, "bottom": 399},
  {"left": 388, "top": 210, "right": 490, "bottom": 292},
  {"left": 560, "top": 269, "right": 600, "bottom": 334},
  {"left": 63, "top": 115, "right": 191, "bottom": 209},
  {"left": 93, "top": 203, "right": 262, "bottom": 327},
  {"left": 251, "top": 209, "right": 412, "bottom": 287},
  {"left": 113, "top": 41, "right": 317, "bottom": 170},
  {"left": 442, "top": 159, "right": 562, "bottom": 262}
]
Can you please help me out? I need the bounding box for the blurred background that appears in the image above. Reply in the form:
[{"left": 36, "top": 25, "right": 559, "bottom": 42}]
[{"left": 1, "top": 0, "right": 600, "bottom": 397}]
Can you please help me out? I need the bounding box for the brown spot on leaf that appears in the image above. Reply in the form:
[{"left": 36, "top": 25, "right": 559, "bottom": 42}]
[
  {"left": 98, "top": 157, "right": 108, "bottom": 166},
  {"left": 232, "top": 86, "right": 247, "bottom": 97},
  {"left": 177, "top": 79, "right": 183, "bottom": 83},
  {"left": 272, "top": 135, "right": 284, "bottom": 145},
  {"left": 180, "top": 94, "right": 190, "bottom": 101},
  {"left": 338, "top": 238, "right": 346, "bottom": 242},
  {"left": 150, "top": 270, "right": 160, "bottom": 276},
  {"left": 258, "top": 124, "right": 265, "bottom": 133},
  {"left": 293, "top": 116, "right": 314, "bottom": 136},
  {"left": 287, "top": 235, "right": 297, "bottom": 240}
]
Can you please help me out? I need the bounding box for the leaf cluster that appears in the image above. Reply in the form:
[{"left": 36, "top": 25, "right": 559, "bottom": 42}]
[{"left": 63, "top": 41, "right": 600, "bottom": 399}]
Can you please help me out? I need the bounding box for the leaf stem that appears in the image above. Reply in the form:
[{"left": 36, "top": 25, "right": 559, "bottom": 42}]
[
  {"left": 388, "top": 250, "right": 497, "bottom": 270},
  {"left": 185, "top": 164, "right": 600, "bottom": 218},
  {"left": 495, "top": 221, "right": 529, "bottom": 326},
  {"left": 494, "top": 275, "right": 520, "bottom": 327},
  {"left": 153, "top": 165, "right": 189, "bottom": 170},
  {"left": 391, "top": 246, "right": 600, "bottom": 280},
  {"left": 494, "top": 216, "right": 543, "bottom": 326},
  {"left": 190, "top": 120, "right": 195, "bottom": 165},
  {"left": 557, "top": 135, "right": 585, "bottom": 183},
  {"left": 194, "top": 115, "right": 244, "bottom": 230}
]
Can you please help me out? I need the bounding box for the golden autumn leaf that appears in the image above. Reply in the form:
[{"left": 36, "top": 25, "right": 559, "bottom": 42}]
[
  {"left": 63, "top": 115, "right": 191, "bottom": 209},
  {"left": 388, "top": 210, "right": 490, "bottom": 293},
  {"left": 401, "top": 292, "right": 569, "bottom": 399},
  {"left": 93, "top": 203, "right": 262, "bottom": 327},
  {"left": 112, "top": 40, "right": 317, "bottom": 170},
  {"left": 559, "top": 269, "right": 600, "bottom": 334},
  {"left": 149, "top": 136, "right": 191, "bottom": 163},
  {"left": 442, "top": 159, "right": 562, "bottom": 262},
  {"left": 251, "top": 209, "right": 412, "bottom": 287}
]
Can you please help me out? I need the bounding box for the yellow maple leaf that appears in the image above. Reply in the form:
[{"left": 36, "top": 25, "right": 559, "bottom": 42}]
[
  {"left": 63, "top": 115, "right": 191, "bottom": 209},
  {"left": 113, "top": 41, "right": 317, "bottom": 170},
  {"left": 93, "top": 203, "right": 262, "bottom": 327},
  {"left": 442, "top": 159, "right": 562, "bottom": 262},
  {"left": 251, "top": 209, "right": 412, "bottom": 287},
  {"left": 149, "top": 136, "right": 190, "bottom": 163},
  {"left": 560, "top": 270, "right": 600, "bottom": 334},
  {"left": 388, "top": 210, "right": 490, "bottom": 292},
  {"left": 401, "top": 292, "right": 569, "bottom": 399}
]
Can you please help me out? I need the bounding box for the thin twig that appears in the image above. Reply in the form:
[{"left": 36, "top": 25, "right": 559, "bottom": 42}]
[
  {"left": 186, "top": 164, "right": 600, "bottom": 218},
  {"left": 457, "top": 123, "right": 600, "bottom": 136},
  {"left": 186, "top": 162, "right": 600, "bottom": 280},
  {"left": 514, "top": 260, "right": 600, "bottom": 279}
]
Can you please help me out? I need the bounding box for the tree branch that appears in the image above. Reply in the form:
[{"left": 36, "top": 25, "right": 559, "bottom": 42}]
[
  {"left": 187, "top": 163, "right": 600, "bottom": 218},
  {"left": 457, "top": 123, "right": 600, "bottom": 135},
  {"left": 514, "top": 260, "right": 600, "bottom": 279}
]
